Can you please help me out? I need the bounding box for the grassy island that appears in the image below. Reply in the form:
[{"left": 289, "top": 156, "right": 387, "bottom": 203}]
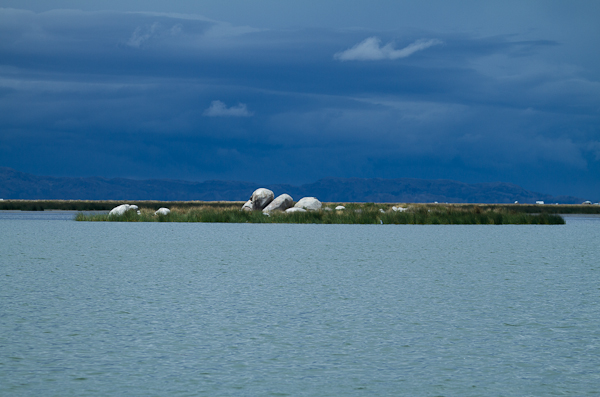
[
  {"left": 2, "top": 200, "right": 589, "bottom": 224},
  {"left": 73, "top": 203, "right": 565, "bottom": 225}
]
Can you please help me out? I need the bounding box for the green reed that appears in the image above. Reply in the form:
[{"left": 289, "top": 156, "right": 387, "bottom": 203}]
[{"left": 74, "top": 205, "right": 565, "bottom": 224}]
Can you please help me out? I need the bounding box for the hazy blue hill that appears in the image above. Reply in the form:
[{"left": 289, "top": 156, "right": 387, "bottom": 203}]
[
  {"left": 283, "top": 177, "right": 581, "bottom": 204},
  {"left": 0, "top": 167, "right": 582, "bottom": 203},
  {"left": 0, "top": 168, "right": 260, "bottom": 201}
]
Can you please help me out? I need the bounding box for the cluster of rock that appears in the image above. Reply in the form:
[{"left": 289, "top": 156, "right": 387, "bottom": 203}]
[
  {"left": 109, "top": 204, "right": 170, "bottom": 216},
  {"left": 108, "top": 191, "right": 409, "bottom": 218},
  {"left": 109, "top": 204, "right": 140, "bottom": 216},
  {"left": 241, "top": 188, "right": 322, "bottom": 213}
]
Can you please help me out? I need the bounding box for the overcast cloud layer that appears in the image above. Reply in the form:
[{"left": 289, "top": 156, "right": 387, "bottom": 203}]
[{"left": 0, "top": 1, "right": 599, "bottom": 198}]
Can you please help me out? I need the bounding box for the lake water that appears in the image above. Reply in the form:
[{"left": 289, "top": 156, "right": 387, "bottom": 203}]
[{"left": 1, "top": 212, "right": 599, "bottom": 396}]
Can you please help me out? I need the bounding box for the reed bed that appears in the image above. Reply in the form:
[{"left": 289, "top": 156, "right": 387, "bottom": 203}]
[
  {"left": 74, "top": 204, "right": 565, "bottom": 224},
  {"left": 2, "top": 200, "right": 597, "bottom": 215}
]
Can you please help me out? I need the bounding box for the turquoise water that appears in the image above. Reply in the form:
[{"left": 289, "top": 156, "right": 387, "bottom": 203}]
[{"left": 1, "top": 213, "right": 599, "bottom": 396}]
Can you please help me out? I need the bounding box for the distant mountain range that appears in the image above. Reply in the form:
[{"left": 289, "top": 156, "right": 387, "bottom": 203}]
[{"left": 0, "top": 167, "right": 583, "bottom": 204}]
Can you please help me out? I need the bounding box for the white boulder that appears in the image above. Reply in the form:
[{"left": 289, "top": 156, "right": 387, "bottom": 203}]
[
  {"left": 286, "top": 207, "right": 307, "bottom": 213},
  {"left": 250, "top": 188, "right": 274, "bottom": 210},
  {"left": 241, "top": 200, "right": 253, "bottom": 211},
  {"left": 335, "top": 205, "right": 345, "bottom": 210},
  {"left": 392, "top": 206, "right": 407, "bottom": 212},
  {"left": 294, "top": 197, "right": 322, "bottom": 211},
  {"left": 263, "top": 194, "right": 294, "bottom": 212},
  {"left": 155, "top": 207, "right": 170, "bottom": 216},
  {"left": 109, "top": 204, "right": 138, "bottom": 216}
]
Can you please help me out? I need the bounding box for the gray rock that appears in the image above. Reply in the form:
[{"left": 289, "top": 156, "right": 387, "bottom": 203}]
[
  {"left": 241, "top": 200, "right": 253, "bottom": 211},
  {"left": 285, "top": 207, "right": 307, "bottom": 213},
  {"left": 250, "top": 188, "right": 274, "bottom": 210},
  {"left": 294, "top": 197, "right": 322, "bottom": 211},
  {"left": 109, "top": 204, "right": 138, "bottom": 216},
  {"left": 263, "top": 194, "right": 294, "bottom": 212},
  {"left": 155, "top": 207, "right": 170, "bottom": 216}
]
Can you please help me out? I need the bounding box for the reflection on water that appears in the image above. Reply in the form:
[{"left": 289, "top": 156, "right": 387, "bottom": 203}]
[
  {"left": 561, "top": 213, "right": 600, "bottom": 223},
  {"left": 1, "top": 210, "right": 599, "bottom": 223},
  {"left": 0, "top": 211, "right": 106, "bottom": 221}
]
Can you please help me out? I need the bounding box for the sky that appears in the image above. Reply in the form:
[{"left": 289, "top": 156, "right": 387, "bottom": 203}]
[{"left": 1, "top": 1, "right": 599, "bottom": 199}]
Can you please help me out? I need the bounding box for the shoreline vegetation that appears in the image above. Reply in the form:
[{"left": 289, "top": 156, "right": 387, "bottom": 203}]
[
  {"left": 75, "top": 204, "right": 566, "bottom": 224},
  {"left": 2, "top": 199, "right": 596, "bottom": 224},
  {"left": 1, "top": 200, "right": 599, "bottom": 213},
  {"left": 5, "top": 199, "right": 599, "bottom": 224}
]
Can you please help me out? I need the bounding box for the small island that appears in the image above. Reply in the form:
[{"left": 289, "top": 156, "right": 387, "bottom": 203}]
[
  {"left": 74, "top": 203, "right": 565, "bottom": 224},
  {"left": 70, "top": 188, "right": 567, "bottom": 225}
]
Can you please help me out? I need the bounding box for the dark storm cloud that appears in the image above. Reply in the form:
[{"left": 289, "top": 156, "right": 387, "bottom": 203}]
[{"left": 0, "top": 7, "right": 599, "bottom": 197}]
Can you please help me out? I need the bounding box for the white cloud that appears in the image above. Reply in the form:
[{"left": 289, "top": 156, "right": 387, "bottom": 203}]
[
  {"left": 334, "top": 37, "right": 442, "bottom": 61},
  {"left": 127, "top": 22, "right": 160, "bottom": 48},
  {"left": 127, "top": 22, "right": 183, "bottom": 48},
  {"left": 203, "top": 100, "right": 253, "bottom": 117}
]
